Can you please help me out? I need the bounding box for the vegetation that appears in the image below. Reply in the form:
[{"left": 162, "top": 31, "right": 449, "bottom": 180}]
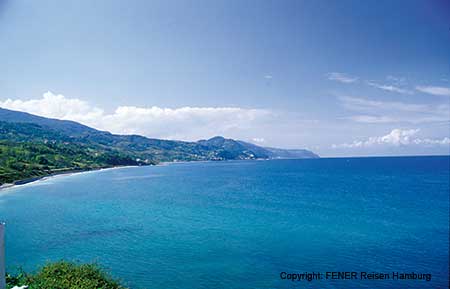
[
  {"left": 0, "top": 139, "right": 144, "bottom": 184},
  {"left": 0, "top": 122, "right": 148, "bottom": 185},
  {"left": 6, "top": 261, "right": 125, "bottom": 289},
  {"left": 0, "top": 107, "right": 318, "bottom": 185}
]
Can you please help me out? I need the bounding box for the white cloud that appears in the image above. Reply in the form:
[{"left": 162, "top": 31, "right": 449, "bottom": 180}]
[
  {"left": 413, "top": 137, "right": 450, "bottom": 145},
  {"left": 0, "top": 91, "right": 273, "bottom": 141},
  {"left": 332, "top": 128, "right": 450, "bottom": 148},
  {"left": 344, "top": 115, "right": 396, "bottom": 124},
  {"left": 252, "top": 137, "right": 265, "bottom": 143},
  {"left": 0, "top": 92, "right": 104, "bottom": 123},
  {"left": 416, "top": 85, "right": 450, "bottom": 96},
  {"left": 1, "top": 91, "right": 448, "bottom": 156},
  {"left": 339, "top": 96, "right": 429, "bottom": 113},
  {"left": 264, "top": 75, "right": 273, "bottom": 79},
  {"left": 386, "top": 75, "right": 407, "bottom": 85},
  {"left": 338, "top": 96, "right": 450, "bottom": 124},
  {"left": 327, "top": 72, "right": 358, "bottom": 83},
  {"left": 366, "top": 81, "right": 413, "bottom": 94},
  {"left": 345, "top": 114, "right": 450, "bottom": 124},
  {"left": 378, "top": 129, "right": 420, "bottom": 146}
]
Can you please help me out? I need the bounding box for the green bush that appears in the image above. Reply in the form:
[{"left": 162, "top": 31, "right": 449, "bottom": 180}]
[{"left": 6, "top": 261, "right": 126, "bottom": 289}]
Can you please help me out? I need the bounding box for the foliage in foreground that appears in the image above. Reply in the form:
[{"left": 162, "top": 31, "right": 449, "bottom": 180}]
[{"left": 6, "top": 261, "right": 126, "bottom": 289}]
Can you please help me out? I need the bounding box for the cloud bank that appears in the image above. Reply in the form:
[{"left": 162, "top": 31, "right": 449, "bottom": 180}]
[
  {"left": 333, "top": 128, "right": 450, "bottom": 148},
  {"left": 1, "top": 91, "right": 448, "bottom": 156},
  {"left": 338, "top": 96, "right": 450, "bottom": 124},
  {"left": 327, "top": 72, "right": 450, "bottom": 97},
  {"left": 416, "top": 86, "right": 450, "bottom": 97},
  {"left": 0, "top": 92, "right": 272, "bottom": 141},
  {"left": 327, "top": 72, "right": 358, "bottom": 83},
  {"left": 366, "top": 81, "right": 412, "bottom": 94}
]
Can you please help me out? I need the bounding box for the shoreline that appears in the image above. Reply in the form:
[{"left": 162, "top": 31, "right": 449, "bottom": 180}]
[
  {"left": 1, "top": 155, "right": 446, "bottom": 193},
  {"left": 0, "top": 165, "right": 140, "bottom": 193},
  {"left": 5, "top": 154, "right": 438, "bottom": 192},
  {"left": 0, "top": 159, "right": 268, "bottom": 192}
]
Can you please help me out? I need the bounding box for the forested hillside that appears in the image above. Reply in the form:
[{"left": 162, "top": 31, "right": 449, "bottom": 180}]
[{"left": 0, "top": 107, "right": 318, "bottom": 185}]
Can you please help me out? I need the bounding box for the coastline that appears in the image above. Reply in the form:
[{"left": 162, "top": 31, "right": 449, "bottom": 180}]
[
  {"left": 0, "top": 165, "right": 140, "bottom": 193},
  {"left": 1, "top": 159, "right": 270, "bottom": 192},
  {"left": 0, "top": 157, "right": 328, "bottom": 193},
  {"left": 0, "top": 159, "right": 207, "bottom": 193}
]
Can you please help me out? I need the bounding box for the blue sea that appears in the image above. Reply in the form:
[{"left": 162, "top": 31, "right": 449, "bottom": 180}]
[{"left": 1, "top": 156, "right": 449, "bottom": 288}]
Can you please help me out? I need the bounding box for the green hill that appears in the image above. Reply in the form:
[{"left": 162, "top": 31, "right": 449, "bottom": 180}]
[{"left": 0, "top": 107, "right": 318, "bottom": 185}]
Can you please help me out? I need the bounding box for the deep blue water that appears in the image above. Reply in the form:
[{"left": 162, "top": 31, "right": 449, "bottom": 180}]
[{"left": 1, "top": 156, "right": 449, "bottom": 288}]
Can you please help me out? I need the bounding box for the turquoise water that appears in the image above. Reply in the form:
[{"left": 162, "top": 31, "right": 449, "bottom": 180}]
[{"left": 1, "top": 156, "right": 449, "bottom": 288}]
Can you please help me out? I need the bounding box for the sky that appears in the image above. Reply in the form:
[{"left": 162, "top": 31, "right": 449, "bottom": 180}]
[{"left": 0, "top": 0, "right": 449, "bottom": 157}]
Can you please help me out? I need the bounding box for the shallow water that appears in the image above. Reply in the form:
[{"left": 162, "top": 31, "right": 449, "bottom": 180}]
[{"left": 1, "top": 157, "right": 449, "bottom": 288}]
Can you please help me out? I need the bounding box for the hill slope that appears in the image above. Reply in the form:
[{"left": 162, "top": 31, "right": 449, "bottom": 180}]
[{"left": 0, "top": 107, "right": 318, "bottom": 184}]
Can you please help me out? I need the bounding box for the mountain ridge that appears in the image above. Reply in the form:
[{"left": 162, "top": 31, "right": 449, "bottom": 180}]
[
  {"left": 0, "top": 107, "right": 318, "bottom": 184},
  {"left": 0, "top": 107, "right": 318, "bottom": 159}
]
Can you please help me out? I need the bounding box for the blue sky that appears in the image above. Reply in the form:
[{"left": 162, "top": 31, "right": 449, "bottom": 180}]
[{"left": 0, "top": 0, "right": 449, "bottom": 156}]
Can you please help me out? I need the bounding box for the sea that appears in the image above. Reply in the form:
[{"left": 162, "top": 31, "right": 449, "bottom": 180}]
[{"left": 1, "top": 156, "right": 449, "bottom": 288}]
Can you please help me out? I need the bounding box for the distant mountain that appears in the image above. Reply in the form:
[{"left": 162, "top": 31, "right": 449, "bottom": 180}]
[
  {"left": 263, "top": 147, "right": 319, "bottom": 159},
  {"left": 197, "top": 136, "right": 268, "bottom": 159},
  {"left": 198, "top": 136, "right": 319, "bottom": 159},
  {"left": 0, "top": 107, "right": 318, "bottom": 184}
]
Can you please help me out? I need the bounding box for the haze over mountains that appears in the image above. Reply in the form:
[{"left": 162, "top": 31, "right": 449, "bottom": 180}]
[{"left": 0, "top": 107, "right": 318, "bottom": 184}]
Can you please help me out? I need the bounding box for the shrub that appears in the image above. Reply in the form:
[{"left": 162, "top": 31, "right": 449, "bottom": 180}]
[{"left": 7, "top": 261, "right": 126, "bottom": 289}]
